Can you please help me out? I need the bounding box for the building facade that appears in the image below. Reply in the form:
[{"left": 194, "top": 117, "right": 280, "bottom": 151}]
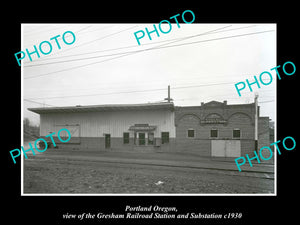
[
  {"left": 175, "top": 101, "right": 269, "bottom": 157},
  {"left": 28, "top": 101, "right": 269, "bottom": 157},
  {"left": 29, "top": 103, "right": 176, "bottom": 152}
]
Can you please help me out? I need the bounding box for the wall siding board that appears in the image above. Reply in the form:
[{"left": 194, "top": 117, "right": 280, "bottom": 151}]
[{"left": 40, "top": 110, "right": 175, "bottom": 138}]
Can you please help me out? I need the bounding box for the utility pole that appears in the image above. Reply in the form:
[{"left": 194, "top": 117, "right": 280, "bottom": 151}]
[
  {"left": 254, "top": 93, "right": 259, "bottom": 152},
  {"left": 164, "top": 85, "right": 173, "bottom": 103}
]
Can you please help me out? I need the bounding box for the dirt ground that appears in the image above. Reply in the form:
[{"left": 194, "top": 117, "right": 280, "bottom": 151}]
[{"left": 23, "top": 150, "right": 274, "bottom": 194}]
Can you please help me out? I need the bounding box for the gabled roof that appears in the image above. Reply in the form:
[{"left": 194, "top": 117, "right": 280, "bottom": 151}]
[
  {"left": 202, "top": 101, "right": 225, "bottom": 107},
  {"left": 28, "top": 102, "right": 174, "bottom": 114}
]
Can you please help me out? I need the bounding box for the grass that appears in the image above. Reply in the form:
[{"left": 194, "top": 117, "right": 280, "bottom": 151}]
[{"left": 23, "top": 150, "right": 274, "bottom": 194}]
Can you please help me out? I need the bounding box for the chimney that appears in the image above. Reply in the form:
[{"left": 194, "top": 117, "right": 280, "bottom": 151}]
[
  {"left": 164, "top": 85, "right": 173, "bottom": 102},
  {"left": 223, "top": 100, "right": 227, "bottom": 105}
]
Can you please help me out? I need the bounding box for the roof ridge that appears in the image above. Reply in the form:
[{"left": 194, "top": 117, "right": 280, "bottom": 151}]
[{"left": 28, "top": 102, "right": 174, "bottom": 114}]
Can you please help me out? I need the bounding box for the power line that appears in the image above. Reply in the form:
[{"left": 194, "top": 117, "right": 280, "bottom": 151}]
[
  {"left": 23, "top": 71, "right": 272, "bottom": 94},
  {"left": 24, "top": 24, "right": 257, "bottom": 64},
  {"left": 63, "top": 25, "right": 139, "bottom": 52},
  {"left": 24, "top": 24, "right": 257, "bottom": 65},
  {"left": 23, "top": 74, "right": 275, "bottom": 98},
  {"left": 24, "top": 25, "right": 230, "bottom": 78},
  {"left": 23, "top": 25, "right": 93, "bottom": 40},
  {"left": 24, "top": 25, "right": 261, "bottom": 67},
  {"left": 67, "top": 25, "right": 114, "bottom": 35},
  {"left": 24, "top": 99, "right": 53, "bottom": 106},
  {"left": 24, "top": 25, "right": 231, "bottom": 68},
  {"left": 23, "top": 25, "right": 139, "bottom": 65},
  {"left": 25, "top": 81, "right": 252, "bottom": 100},
  {"left": 74, "top": 25, "right": 94, "bottom": 34},
  {"left": 25, "top": 86, "right": 275, "bottom": 110},
  {"left": 25, "top": 73, "right": 275, "bottom": 101},
  {"left": 25, "top": 81, "right": 275, "bottom": 101},
  {"left": 258, "top": 100, "right": 275, "bottom": 103},
  {"left": 24, "top": 50, "right": 131, "bottom": 67},
  {"left": 154, "top": 29, "right": 274, "bottom": 49},
  {"left": 55, "top": 25, "right": 138, "bottom": 59},
  {"left": 24, "top": 99, "right": 55, "bottom": 106},
  {"left": 25, "top": 28, "right": 273, "bottom": 80}
]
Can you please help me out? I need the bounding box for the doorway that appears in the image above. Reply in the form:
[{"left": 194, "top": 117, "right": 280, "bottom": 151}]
[
  {"left": 211, "top": 140, "right": 241, "bottom": 157},
  {"left": 105, "top": 134, "right": 111, "bottom": 149},
  {"left": 138, "top": 132, "right": 146, "bottom": 145}
]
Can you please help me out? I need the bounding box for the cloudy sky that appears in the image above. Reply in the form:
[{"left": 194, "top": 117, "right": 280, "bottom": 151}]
[{"left": 22, "top": 23, "right": 276, "bottom": 125}]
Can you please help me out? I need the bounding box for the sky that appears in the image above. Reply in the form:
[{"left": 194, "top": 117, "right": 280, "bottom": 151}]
[{"left": 22, "top": 23, "right": 276, "bottom": 126}]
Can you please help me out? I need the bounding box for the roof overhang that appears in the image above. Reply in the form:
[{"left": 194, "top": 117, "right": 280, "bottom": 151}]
[{"left": 28, "top": 102, "right": 174, "bottom": 114}]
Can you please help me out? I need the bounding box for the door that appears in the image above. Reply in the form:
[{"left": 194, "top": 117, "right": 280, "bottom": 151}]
[
  {"left": 105, "top": 134, "right": 111, "bottom": 149},
  {"left": 148, "top": 132, "right": 154, "bottom": 145},
  {"left": 211, "top": 140, "right": 226, "bottom": 157},
  {"left": 211, "top": 140, "right": 241, "bottom": 157},
  {"left": 225, "top": 140, "right": 241, "bottom": 157},
  {"left": 138, "top": 132, "right": 145, "bottom": 145}
]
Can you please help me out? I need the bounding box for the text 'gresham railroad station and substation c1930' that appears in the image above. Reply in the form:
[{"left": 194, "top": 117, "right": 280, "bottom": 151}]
[
  {"left": 95, "top": 212, "right": 225, "bottom": 219},
  {"left": 68, "top": 205, "right": 242, "bottom": 220}
]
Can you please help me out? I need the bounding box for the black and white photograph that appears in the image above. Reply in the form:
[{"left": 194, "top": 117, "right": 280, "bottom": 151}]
[
  {"left": 4, "top": 4, "right": 298, "bottom": 225},
  {"left": 22, "top": 23, "right": 276, "bottom": 195}
]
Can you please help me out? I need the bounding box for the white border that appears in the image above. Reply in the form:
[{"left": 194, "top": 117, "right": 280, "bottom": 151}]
[
  {"left": 274, "top": 25, "right": 277, "bottom": 195},
  {"left": 21, "top": 23, "right": 24, "bottom": 195}
]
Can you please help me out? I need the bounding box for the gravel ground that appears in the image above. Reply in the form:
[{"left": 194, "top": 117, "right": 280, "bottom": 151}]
[{"left": 23, "top": 154, "right": 274, "bottom": 194}]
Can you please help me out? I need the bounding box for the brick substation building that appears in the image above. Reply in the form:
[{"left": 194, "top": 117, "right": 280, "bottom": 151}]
[{"left": 28, "top": 100, "right": 269, "bottom": 158}]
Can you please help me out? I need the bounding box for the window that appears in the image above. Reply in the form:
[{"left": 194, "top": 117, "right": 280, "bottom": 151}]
[
  {"left": 148, "top": 132, "right": 154, "bottom": 145},
  {"left": 187, "top": 129, "right": 195, "bottom": 138},
  {"left": 210, "top": 129, "right": 218, "bottom": 138},
  {"left": 233, "top": 129, "right": 241, "bottom": 139},
  {"left": 161, "top": 132, "right": 169, "bottom": 144},
  {"left": 123, "top": 132, "right": 130, "bottom": 144}
]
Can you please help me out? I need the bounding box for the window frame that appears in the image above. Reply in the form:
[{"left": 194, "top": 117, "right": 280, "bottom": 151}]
[
  {"left": 123, "top": 132, "right": 130, "bottom": 144},
  {"left": 187, "top": 128, "right": 195, "bottom": 138},
  {"left": 210, "top": 129, "right": 218, "bottom": 138},
  {"left": 161, "top": 132, "right": 169, "bottom": 144},
  {"left": 233, "top": 128, "right": 241, "bottom": 139}
]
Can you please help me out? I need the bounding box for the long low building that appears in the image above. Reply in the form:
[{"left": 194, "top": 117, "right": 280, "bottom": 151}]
[{"left": 28, "top": 101, "right": 270, "bottom": 157}]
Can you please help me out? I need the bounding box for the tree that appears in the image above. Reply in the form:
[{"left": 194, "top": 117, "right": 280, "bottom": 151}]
[{"left": 23, "top": 118, "right": 30, "bottom": 128}]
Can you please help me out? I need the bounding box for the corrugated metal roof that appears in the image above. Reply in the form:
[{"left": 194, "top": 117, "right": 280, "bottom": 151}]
[{"left": 28, "top": 102, "right": 174, "bottom": 114}]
